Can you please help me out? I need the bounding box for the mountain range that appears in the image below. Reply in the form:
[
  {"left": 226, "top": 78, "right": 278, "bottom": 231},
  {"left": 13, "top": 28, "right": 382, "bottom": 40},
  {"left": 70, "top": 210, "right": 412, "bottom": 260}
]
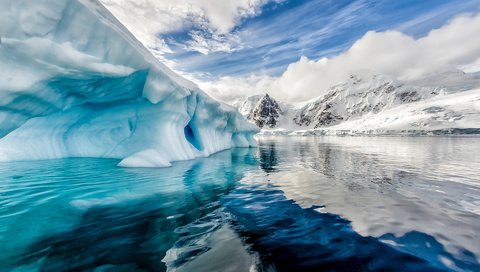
[{"left": 232, "top": 70, "right": 480, "bottom": 135}]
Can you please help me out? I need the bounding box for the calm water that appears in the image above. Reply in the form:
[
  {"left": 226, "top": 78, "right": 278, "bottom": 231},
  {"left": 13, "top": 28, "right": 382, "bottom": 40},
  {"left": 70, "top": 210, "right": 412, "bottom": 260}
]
[{"left": 1, "top": 136, "right": 480, "bottom": 271}]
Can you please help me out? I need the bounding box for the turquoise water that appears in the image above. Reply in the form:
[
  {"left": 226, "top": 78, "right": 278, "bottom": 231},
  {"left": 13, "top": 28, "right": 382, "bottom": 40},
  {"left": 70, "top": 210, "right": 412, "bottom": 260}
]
[{"left": 1, "top": 136, "right": 480, "bottom": 271}]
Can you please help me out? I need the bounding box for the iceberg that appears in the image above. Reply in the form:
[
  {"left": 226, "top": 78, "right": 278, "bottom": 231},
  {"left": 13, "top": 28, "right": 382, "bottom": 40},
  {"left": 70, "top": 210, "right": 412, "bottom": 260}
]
[{"left": 0, "top": 0, "right": 258, "bottom": 167}]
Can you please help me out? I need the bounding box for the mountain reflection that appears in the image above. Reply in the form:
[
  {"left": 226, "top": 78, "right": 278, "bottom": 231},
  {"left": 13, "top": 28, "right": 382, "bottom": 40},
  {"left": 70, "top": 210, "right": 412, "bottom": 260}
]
[
  {"left": 2, "top": 136, "right": 480, "bottom": 271},
  {"left": 258, "top": 143, "right": 279, "bottom": 173},
  {"left": 223, "top": 183, "right": 480, "bottom": 271}
]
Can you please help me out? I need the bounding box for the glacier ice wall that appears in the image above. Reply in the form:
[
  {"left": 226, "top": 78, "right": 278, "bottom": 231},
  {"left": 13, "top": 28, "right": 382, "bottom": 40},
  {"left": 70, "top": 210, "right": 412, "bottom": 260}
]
[{"left": 0, "top": 0, "right": 258, "bottom": 167}]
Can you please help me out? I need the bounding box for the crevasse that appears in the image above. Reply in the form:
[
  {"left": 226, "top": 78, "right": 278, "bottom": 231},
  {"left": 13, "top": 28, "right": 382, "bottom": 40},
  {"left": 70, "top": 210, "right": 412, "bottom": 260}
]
[{"left": 0, "top": 0, "right": 258, "bottom": 167}]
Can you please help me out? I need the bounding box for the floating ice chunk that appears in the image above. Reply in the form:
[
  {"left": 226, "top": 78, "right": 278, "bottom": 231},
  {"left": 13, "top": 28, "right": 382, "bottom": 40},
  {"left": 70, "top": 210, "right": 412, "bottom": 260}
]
[{"left": 118, "top": 149, "right": 172, "bottom": 168}]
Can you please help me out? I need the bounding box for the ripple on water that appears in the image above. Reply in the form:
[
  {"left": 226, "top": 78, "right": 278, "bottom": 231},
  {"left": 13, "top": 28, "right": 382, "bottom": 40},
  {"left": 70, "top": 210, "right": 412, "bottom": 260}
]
[{"left": 0, "top": 137, "right": 479, "bottom": 271}]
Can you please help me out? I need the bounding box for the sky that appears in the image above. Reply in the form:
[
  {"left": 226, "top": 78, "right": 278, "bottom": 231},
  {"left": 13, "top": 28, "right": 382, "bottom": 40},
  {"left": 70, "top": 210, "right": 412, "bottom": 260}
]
[{"left": 101, "top": 0, "right": 480, "bottom": 102}]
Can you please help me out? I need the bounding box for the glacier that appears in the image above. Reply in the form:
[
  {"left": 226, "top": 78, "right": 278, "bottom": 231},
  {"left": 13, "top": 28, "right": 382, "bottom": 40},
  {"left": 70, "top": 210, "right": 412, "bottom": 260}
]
[{"left": 0, "top": 0, "right": 258, "bottom": 167}]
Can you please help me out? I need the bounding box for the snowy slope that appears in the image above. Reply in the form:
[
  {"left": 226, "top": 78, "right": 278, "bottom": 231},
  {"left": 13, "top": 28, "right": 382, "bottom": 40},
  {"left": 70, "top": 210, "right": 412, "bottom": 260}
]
[
  {"left": 232, "top": 71, "right": 480, "bottom": 135},
  {"left": 0, "top": 0, "right": 257, "bottom": 167},
  {"left": 294, "top": 72, "right": 445, "bottom": 129},
  {"left": 327, "top": 88, "right": 480, "bottom": 132},
  {"left": 232, "top": 95, "right": 264, "bottom": 120},
  {"left": 281, "top": 89, "right": 480, "bottom": 136}
]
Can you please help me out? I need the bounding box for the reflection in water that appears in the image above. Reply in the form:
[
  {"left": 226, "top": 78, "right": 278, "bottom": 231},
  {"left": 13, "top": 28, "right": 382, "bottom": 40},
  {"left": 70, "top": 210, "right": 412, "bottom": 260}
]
[
  {"left": 258, "top": 143, "right": 279, "bottom": 173},
  {"left": 1, "top": 149, "right": 258, "bottom": 271},
  {"left": 253, "top": 136, "right": 480, "bottom": 271},
  {"left": 223, "top": 184, "right": 479, "bottom": 271},
  {"left": 0, "top": 136, "right": 479, "bottom": 271}
]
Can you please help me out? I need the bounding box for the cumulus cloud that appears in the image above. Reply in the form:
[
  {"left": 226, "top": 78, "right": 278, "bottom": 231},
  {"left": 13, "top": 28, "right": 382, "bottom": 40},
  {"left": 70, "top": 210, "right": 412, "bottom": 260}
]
[
  {"left": 100, "top": 0, "right": 269, "bottom": 55},
  {"left": 196, "top": 74, "right": 276, "bottom": 102},
  {"left": 198, "top": 13, "right": 480, "bottom": 102},
  {"left": 182, "top": 30, "right": 243, "bottom": 55}
]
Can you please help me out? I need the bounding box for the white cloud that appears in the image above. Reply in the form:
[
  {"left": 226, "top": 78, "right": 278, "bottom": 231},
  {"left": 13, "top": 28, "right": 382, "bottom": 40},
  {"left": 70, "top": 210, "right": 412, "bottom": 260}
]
[
  {"left": 187, "top": 0, "right": 266, "bottom": 34},
  {"left": 198, "top": 13, "right": 480, "bottom": 102},
  {"left": 196, "top": 74, "right": 276, "bottom": 103},
  {"left": 182, "top": 30, "right": 243, "bottom": 55},
  {"left": 460, "top": 57, "right": 480, "bottom": 73},
  {"left": 99, "top": 0, "right": 269, "bottom": 55}
]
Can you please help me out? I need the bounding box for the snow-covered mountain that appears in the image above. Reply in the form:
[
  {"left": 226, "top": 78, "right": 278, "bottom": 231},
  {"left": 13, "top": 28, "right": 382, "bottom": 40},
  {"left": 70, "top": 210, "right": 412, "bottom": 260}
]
[
  {"left": 233, "top": 94, "right": 299, "bottom": 130},
  {"left": 293, "top": 73, "right": 442, "bottom": 129},
  {"left": 321, "top": 88, "right": 480, "bottom": 134},
  {"left": 0, "top": 0, "right": 257, "bottom": 167},
  {"left": 232, "top": 71, "right": 480, "bottom": 134},
  {"left": 232, "top": 94, "right": 264, "bottom": 120},
  {"left": 251, "top": 94, "right": 282, "bottom": 128},
  {"left": 234, "top": 94, "right": 283, "bottom": 128}
]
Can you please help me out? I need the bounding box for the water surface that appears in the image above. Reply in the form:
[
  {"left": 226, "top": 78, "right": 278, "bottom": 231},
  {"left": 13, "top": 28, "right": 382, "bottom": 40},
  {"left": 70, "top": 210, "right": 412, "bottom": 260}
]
[{"left": 1, "top": 136, "right": 479, "bottom": 271}]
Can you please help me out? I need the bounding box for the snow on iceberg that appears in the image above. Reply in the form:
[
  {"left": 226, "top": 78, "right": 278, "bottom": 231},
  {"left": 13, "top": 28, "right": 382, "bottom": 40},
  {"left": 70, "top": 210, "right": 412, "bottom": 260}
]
[{"left": 0, "top": 0, "right": 258, "bottom": 167}]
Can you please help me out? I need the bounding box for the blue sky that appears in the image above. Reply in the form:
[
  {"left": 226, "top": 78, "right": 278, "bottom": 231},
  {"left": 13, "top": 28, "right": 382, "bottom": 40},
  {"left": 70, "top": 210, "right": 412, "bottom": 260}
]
[
  {"left": 102, "top": 0, "right": 480, "bottom": 101},
  {"left": 160, "top": 0, "right": 480, "bottom": 80}
]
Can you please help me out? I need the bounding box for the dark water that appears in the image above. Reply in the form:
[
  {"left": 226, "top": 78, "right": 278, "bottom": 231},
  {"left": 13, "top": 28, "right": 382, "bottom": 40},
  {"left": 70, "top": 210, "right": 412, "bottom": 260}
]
[{"left": 1, "top": 136, "right": 479, "bottom": 271}]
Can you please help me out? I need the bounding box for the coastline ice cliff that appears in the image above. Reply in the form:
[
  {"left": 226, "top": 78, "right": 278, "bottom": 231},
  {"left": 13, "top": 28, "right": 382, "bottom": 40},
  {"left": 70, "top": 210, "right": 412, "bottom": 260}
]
[{"left": 0, "top": 0, "right": 257, "bottom": 167}]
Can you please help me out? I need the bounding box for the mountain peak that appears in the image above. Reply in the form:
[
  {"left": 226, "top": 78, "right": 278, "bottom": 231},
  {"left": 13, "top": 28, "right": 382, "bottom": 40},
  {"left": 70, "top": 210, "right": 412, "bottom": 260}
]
[{"left": 253, "top": 93, "right": 281, "bottom": 128}]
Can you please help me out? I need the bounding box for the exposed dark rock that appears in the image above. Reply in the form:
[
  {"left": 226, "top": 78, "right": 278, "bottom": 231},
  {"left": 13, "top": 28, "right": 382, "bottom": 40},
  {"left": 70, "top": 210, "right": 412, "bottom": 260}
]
[
  {"left": 314, "top": 112, "right": 344, "bottom": 128},
  {"left": 252, "top": 94, "right": 282, "bottom": 128},
  {"left": 396, "top": 91, "right": 421, "bottom": 103}
]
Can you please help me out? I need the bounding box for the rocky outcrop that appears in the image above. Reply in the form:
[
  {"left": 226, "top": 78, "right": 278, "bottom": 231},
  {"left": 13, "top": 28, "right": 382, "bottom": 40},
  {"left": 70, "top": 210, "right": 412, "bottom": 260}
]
[{"left": 252, "top": 94, "right": 282, "bottom": 128}]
